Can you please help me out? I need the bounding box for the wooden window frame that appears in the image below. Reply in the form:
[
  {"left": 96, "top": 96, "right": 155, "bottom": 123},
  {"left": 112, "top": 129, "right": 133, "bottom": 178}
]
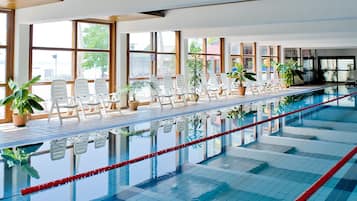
[
  {"left": 29, "top": 20, "right": 116, "bottom": 118},
  {"left": 0, "top": 9, "right": 15, "bottom": 123},
  {"left": 187, "top": 37, "right": 225, "bottom": 74},
  {"left": 230, "top": 42, "right": 257, "bottom": 73}
]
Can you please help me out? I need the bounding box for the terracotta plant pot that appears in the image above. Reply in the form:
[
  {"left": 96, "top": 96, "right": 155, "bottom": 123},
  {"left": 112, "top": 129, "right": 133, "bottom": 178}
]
[
  {"left": 13, "top": 113, "right": 27, "bottom": 127},
  {"left": 129, "top": 101, "right": 139, "bottom": 111},
  {"left": 238, "top": 86, "right": 246, "bottom": 96},
  {"left": 192, "top": 94, "right": 199, "bottom": 102}
]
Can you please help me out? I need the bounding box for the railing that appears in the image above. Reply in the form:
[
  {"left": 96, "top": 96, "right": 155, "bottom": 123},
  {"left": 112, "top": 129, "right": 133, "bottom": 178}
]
[
  {"left": 21, "top": 91, "right": 357, "bottom": 195},
  {"left": 296, "top": 146, "right": 357, "bottom": 201}
]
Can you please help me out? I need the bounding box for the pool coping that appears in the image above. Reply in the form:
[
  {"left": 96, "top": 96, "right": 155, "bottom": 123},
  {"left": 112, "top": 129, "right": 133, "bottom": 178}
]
[{"left": 0, "top": 85, "right": 329, "bottom": 149}]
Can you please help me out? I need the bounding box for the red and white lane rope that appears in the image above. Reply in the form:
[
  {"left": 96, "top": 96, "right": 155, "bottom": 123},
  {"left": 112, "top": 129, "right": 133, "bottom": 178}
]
[{"left": 21, "top": 92, "right": 357, "bottom": 196}]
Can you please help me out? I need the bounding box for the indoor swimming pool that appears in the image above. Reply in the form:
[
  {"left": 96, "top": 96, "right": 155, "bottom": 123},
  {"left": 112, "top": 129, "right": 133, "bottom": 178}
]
[{"left": 1, "top": 85, "right": 357, "bottom": 201}]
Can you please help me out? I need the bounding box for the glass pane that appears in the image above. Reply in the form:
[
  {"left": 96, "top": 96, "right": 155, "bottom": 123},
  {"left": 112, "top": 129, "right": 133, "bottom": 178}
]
[
  {"left": 260, "top": 46, "right": 269, "bottom": 56},
  {"left": 78, "top": 23, "right": 109, "bottom": 50},
  {"left": 323, "top": 71, "right": 337, "bottom": 82},
  {"left": 243, "top": 43, "right": 253, "bottom": 55},
  {"left": 231, "top": 57, "right": 241, "bottom": 68},
  {"left": 0, "top": 87, "right": 4, "bottom": 119},
  {"left": 337, "top": 71, "right": 349, "bottom": 82},
  {"left": 157, "top": 31, "right": 176, "bottom": 53},
  {"left": 188, "top": 38, "right": 203, "bottom": 53},
  {"left": 284, "top": 48, "right": 299, "bottom": 58},
  {"left": 129, "top": 53, "right": 153, "bottom": 79},
  {"left": 33, "top": 21, "right": 73, "bottom": 48},
  {"left": 0, "top": 48, "right": 5, "bottom": 83},
  {"left": 230, "top": 43, "right": 240, "bottom": 55},
  {"left": 320, "top": 59, "right": 336, "bottom": 70},
  {"left": 77, "top": 52, "right": 109, "bottom": 80},
  {"left": 243, "top": 57, "right": 253, "bottom": 71},
  {"left": 207, "top": 55, "right": 220, "bottom": 74},
  {"left": 157, "top": 54, "right": 176, "bottom": 77},
  {"left": 32, "top": 50, "right": 73, "bottom": 81},
  {"left": 303, "top": 59, "right": 314, "bottom": 71},
  {"left": 206, "top": 37, "right": 220, "bottom": 54},
  {"left": 337, "top": 59, "right": 354, "bottom": 70},
  {"left": 0, "top": 13, "right": 6, "bottom": 46},
  {"left": 129, "top": 32, "right": 153, "bottom": 51},
  {"left": 270, "top": 46, "right": 278, "bottom": 56}
]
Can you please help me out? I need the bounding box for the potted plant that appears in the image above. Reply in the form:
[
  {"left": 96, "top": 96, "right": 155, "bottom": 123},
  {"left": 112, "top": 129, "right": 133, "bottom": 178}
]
[
  {"left": 226, "top": 63, "right": 256, "bottom": 96},
  {"left": 0, "top": 75, "right": 44, "bottom": 127},
  {"left": 122, "top": 81, "right": 146, "bottom": 111},
  {"left": 274, "top": 59, "right": 304, "bottom": 88},
  {"left": 187, "top": 44, "right": 203, "bottom": 102}
]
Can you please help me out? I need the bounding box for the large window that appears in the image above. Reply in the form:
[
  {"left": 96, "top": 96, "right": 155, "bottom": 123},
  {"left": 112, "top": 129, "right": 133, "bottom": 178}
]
[
  {"left": 188, "top": 37, "right": 224, "bottom": 74},
  {"left": 128, "top": 31, "right": 180, "bottom": 102},
  {"left": 30, "top": 21, "right": 114, "bottom": 112},
  {"left": 0, "top": 10, "right": 14, "bottom": 123},
  {"left": 230, "top": 42, "right": 256, "bottom": 72},
  {"left": 319, "top": 56, "right": 355, "bottom": 82},
  {"left": 260, "top": 45, "right": 280, "bottom": 80}
]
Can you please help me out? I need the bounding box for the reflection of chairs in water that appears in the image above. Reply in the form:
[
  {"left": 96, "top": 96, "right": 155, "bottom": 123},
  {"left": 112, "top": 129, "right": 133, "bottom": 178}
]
[{"left": 50, "top": 138, "right": 67, "bottom": 160}]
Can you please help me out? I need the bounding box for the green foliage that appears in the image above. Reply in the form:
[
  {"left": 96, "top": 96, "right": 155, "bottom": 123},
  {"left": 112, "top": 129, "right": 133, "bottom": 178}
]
[
  {"left": 122, "top": 81, "right": 146, "bottom": 102},
  {"left": 187, "top": 41, "right": 203, "bottom": 97},
  {"left": 0, "top": 75, "right": 44, "bottom": 116},
  {"left": 1, "top": 143, "right": 43, "bottom": 179},
  {"left": 273, "top": 59, "right": 304, "bottom": 87},
  {"left": 186, "top": 114, "right": 204, "bottom": 148},
  {"left": 80, "top": 24, "right": 109, "bottom": 77},
  {"left": 226, "top": 63, "right": 256, "bottom": 87}
]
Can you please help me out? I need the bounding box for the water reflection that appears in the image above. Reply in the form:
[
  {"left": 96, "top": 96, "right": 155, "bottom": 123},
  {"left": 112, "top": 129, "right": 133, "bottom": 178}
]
[{"left": 1, "top": 86, "right": 356, "bottom": 200}]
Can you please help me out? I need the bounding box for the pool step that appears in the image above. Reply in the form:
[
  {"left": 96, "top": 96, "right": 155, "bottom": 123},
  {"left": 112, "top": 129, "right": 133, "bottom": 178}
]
[
  {"left": 245, "top": 142, "right": 296, "bottom": 153},
  {"left": 281, "top": 133, "right": 317, "bottom": 140},
  {"left": 284, "top": 126, "right": 357, "bottom": 144},
  {"left": 187, "top": 163, "right": 310, "bottom": 200},
  {"left": 302, "top": 119, "right": 357, "bottom": 132},
  {"left": 139, "top": 165, "right": 279, "bottom": 201},
  {"left": 202, "top": 155, "right": 269, "bottom": 174}
]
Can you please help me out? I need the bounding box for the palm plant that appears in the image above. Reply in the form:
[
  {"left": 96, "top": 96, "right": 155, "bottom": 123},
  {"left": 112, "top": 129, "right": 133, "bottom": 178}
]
[
  {"left": 122, "top": 81, "right": 146, "bottom": 110},
  {"left": 227, "top": 63, "right": 256, "bottom": 88},
  {"left": 0, "top": 75, "right": 44, "bottom": 126},
  {"left": 274, "top": 59, "right": 304, "bottom": 87}
]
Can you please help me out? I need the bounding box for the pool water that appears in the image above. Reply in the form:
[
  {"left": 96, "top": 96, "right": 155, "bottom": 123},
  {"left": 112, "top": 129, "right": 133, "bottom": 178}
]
[{"left": 1, "top": 85, "right": 357, "bottom": 201}]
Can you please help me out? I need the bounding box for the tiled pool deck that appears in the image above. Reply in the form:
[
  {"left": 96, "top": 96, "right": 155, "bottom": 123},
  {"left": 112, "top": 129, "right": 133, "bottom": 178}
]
[{"left": 0, "top": 86, "right": 326, "bottom": 148}]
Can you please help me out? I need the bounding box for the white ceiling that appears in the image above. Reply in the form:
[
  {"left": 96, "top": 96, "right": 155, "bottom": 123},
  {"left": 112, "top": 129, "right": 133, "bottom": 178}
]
[{"left": 16, "top": 0, "right": 252, "bottom": 24}]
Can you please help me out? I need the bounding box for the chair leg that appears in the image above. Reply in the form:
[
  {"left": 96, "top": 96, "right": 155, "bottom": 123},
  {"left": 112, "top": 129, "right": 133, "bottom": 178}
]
[
  {"left": 55, "top": 103, "right": 63, "bottom": 125},
  {"left": 170, "top": 97, "right": 174, "bottom": 108},
  {"left": 75, "top": 107, "right": 80, "bottom": 122},
  {"left": 48, "top": 103, "right": 54, "bottom": 122}
]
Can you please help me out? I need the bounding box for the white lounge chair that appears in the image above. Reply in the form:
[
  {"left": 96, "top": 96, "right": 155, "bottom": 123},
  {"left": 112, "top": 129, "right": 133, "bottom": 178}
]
[
  {"left": 75, "top": 78, "right": 102, "bottom": 118},
  {"left": 220, "top": 73, "right": 230, "bottom": 96},
  {"left": 95, "top": 78, "right": 121, "bottom": 114},
  {"left": 48, "top": 80, "right": 80, "bottom": 125},
  {"left": 206, "top": 74, "right": 220, "bottom": 101},
  {"left": 175, "top": 74, "right": 188, "bottom": 105},
  {"left": 150, "top": 76, "right": 174, "bottom": 109}
]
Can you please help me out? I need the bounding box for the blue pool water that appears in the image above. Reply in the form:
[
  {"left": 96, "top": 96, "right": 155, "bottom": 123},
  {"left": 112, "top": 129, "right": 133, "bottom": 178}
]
[{"left": 1, "top": 85, "right": 357, "bottom": 201}]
